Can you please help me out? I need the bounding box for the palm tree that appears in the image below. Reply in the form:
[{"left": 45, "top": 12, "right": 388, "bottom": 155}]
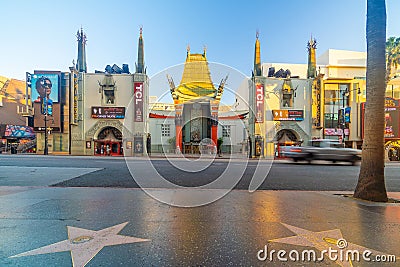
[
  {"left": 386, "top": 36, "right": 400, "bottom": 83},
  {"left": 354, "top": 0, "right": 388, "bottom": 202}
]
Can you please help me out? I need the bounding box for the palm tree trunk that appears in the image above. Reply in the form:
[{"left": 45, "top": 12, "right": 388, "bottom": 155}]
[{"left": 354, "top": 0, "right": 388, "bottom": 202}]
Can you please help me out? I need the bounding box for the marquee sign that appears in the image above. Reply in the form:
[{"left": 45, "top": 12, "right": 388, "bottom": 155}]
[
  {"left": 91, "top": 107, "right": 125, "bottom": 119},
  {"left": 273, "top": 110, "right": 304, "bottom": 121}
]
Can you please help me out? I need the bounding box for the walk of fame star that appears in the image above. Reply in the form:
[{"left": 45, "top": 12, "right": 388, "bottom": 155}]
[
  {"left": 269, "top": 223, "right": 398, "bottom": 267},
  {"left": 10, "top": 222, "right": 150, "bottom": 267}
]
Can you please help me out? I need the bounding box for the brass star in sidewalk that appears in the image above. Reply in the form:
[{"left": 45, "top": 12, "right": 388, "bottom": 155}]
[
  {"left": 269, "top": 223, "right": 397, "bottom": 267},
  {"left": 10, "top": 222, "right": 150, "bottom": 267}
]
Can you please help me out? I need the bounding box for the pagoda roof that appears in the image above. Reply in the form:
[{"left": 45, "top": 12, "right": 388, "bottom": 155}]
[{"left": 172, "top": 50, "right": 219, "bottom": 102}]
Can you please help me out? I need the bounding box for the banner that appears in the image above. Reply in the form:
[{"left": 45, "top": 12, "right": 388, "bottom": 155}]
[
  {"left": 210, "top": 100, "right": 219, "bottom": 126},
  {"left": 175, "top": 104, "right": 183, "bottom": 126},
  {"left": 255, "top": 83, "right": 264, "bottom": 123},
  {"left": 31, "top": 73, "right": 60, "bottom": 103},
  {"left": 134, "top": 82, "right": 144, "bottom": 122},
  {"left": 41, "top": 97, "right": 53, "bottom": 115},
  {"left": 134, "top": 136, "right": 143, "bottom": 153},
  {"left": 344, "top": 107, "right": 351, "bottom": 123}
]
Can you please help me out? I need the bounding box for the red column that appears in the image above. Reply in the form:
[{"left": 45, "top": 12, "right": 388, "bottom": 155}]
[
  {"left": 176, "top": 125, "right": 182, "bottom": 152},
  {"left": 211, "top": 125, "right": 218, "bottom": 148}
]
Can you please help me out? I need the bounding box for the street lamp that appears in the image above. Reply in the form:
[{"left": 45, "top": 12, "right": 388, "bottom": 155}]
[
  {"left": 340, "top": 87, "right": 361, "bottom": 144},
  {"left": 43, "top": 97, "right": 49, "bottom": 155},
  {"left": 44, "top": 113, "right": 48, "bottom": 155},
  {"left": 340, "top": 88, "right": 349, "bottom": 143}
]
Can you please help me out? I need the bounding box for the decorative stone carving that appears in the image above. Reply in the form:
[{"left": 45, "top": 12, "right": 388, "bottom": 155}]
[
  {"left": 274, "top": 121, "right": 310, "bottom": 142},
  {"left": 85, "top": 120, "right": 133, "bottom": 140},
  {"left": 71, "top": 132, "right": 83, "bottom": 141}
]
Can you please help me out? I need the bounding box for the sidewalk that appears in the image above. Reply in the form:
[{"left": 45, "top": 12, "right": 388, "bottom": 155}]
[{"left": 0, "top": 164, "right": 399, "bottom": 266}]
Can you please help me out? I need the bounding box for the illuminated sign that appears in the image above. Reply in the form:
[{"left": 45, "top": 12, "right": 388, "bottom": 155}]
[
  {"left": 91, "top": 107, "right": 125, "bottom": 119},
  {"left": 385, "top": 97, "right": 399, "bottom": 107},
  {"left": 385, "top": 106, "right": 399, "bottom": 138},
  {"left": 362, "top": 98, "right": 400, "bottom": 139},
  {"left": 255, "top": 83, "right": 264, "bottom": 123},
  {"left": 134, "top": 82, "right": 144, "bottom": 122},
  {"left": 73, "top": 73, "right": 78, "bottom": 124},
  {"left": 312, "top": 78, "right": 322, "bottom": 127},
  {"left": 272, "top": 110, "right": 304, "bottom": 121},
  {"left": 324, "top": 128, "right": 349, "bottom": 136}
]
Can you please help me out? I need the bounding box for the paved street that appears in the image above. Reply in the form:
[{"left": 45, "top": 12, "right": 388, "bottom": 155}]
[
  {"left": 1, "top": 154, "right": 400, "bottom": 191},
  {"left": 0, "top": 154, "right": 400, "bottom": 266}
]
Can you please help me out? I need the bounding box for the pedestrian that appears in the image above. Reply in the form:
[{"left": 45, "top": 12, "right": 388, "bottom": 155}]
[
  {"left": 217, "top": 137, "right": 223, "bottom": 157},
  {"left": 146, "top": 133, "right": 151, "bottom": 156}
]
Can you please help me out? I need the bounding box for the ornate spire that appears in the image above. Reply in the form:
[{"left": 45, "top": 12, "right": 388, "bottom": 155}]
[
  {"left": 253, "top": 30, "right": 262, "bottom": 77},
  {"left": 76, "top": 27, "right": 87, "bottom": 73},
  {"left": 136, "top": 26, "right": 145, "bottom": 74},
  {"left": 307, "top": 35, "right": 317, "bottom": 79},
  {"left": 186, "top": 44, "right": 190, "bottom": 57}
]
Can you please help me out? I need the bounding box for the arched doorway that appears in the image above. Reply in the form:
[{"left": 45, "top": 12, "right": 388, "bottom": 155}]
[
  {"left": 94, "top": 127, "right": 123, "bottom": 156},
  {"left": 274, "top": 129, "right": 300, "bottom": 159}
]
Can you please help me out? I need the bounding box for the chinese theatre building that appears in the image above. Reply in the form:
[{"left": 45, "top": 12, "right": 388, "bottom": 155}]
[{"left": 167, "top": 47, "right": 227, "bottom": 153}]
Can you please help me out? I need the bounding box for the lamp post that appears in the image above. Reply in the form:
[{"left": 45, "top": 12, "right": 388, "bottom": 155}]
[
  {"left": 340, "top": 88, "right": 349, "bottom": 143},
  {"left": 43, "top": 97, "right": 48, "bottom": 155},
  {"left": 340, "top": 87, "right": 361, "bottom": 144}
]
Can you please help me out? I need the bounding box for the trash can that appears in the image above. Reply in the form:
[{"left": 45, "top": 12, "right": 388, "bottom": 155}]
[{"left": 11, "top": 147, "right": 17, "bottom": 154}]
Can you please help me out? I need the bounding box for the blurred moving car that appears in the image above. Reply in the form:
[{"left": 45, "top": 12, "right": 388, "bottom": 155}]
[{"left": 281, "top": 139, "right": 362, "bottom": 165}]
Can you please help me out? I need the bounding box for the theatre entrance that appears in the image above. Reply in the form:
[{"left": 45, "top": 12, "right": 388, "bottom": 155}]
[
  {"left": 94, "top": 127, "right": 123, "bottom": 156},
  {"left": 274, "top": 129, "right": 300, "bottom": 159}
]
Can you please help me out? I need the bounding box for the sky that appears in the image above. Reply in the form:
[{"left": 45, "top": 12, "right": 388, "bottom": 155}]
[{"left": 2, "top": 0, "right": 400, "bottom": 83}]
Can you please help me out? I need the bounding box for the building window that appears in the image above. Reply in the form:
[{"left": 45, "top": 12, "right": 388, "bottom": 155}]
[
  {"left": 222, "top": 125, "right": 231, "bottom": 137},
  {"left": 104, "top": 89, "right": 115, "bottom": 104},
  {"left": 161, "top": 124, "right": 170, "bottom": 136},
  {"left": 281, "top": 78, "right": 294, "bottom": 107},
  {"left": 323, "top": 83, "right": 350, "bottom": 128},
  {"left": 99, "top": 75, "right": 116, "bottom": 105}
]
